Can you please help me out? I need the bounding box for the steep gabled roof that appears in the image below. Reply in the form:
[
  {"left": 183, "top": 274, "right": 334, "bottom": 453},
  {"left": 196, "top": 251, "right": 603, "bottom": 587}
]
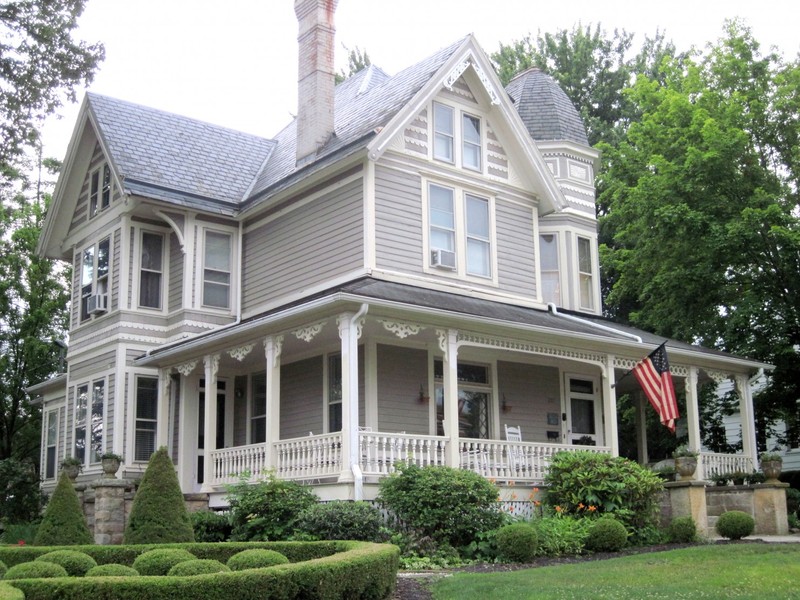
[{"left": 87, "top": 93, "right": 276, "bottom": 207}]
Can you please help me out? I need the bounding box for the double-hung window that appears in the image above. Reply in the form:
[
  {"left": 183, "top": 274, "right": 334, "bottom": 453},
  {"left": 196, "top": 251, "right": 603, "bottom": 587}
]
[
  {"left": 139, "top": 232, "right": 164, "bottom": 309},
  {"left": 74, "top": 384, "right": 88, "bottom": 463},
  {"left": 74, "top": 379, "right": 104, "bottom": 466},
  {"left": 44, "top": 409, "right": 59, "bottom": 480},
  {"left": 251, "top": 373, "right": 266, "bottom": 444},
  {"left": 432, "top": 102, "right": 483, "bottom": 171},
  {"left": 428, "top": 183, "right": 493, "bottom": 279},
  {"left": 134, "top": 377, "right": 158, "bottom": 462},
  {"left": 327, "top": 354, "right": 342, "bottom": 433},
  {"left": 89, "top": 163, "right": 112, "bottom": 217},
  {"left": 203, "top": 230, "right": 231, "bottom": 309},
  {"left": 577, "top": 236, "right": 595, "bottom": 310},
  {"left": 80, "top": 237, "right": 110, "bottom": 322}
]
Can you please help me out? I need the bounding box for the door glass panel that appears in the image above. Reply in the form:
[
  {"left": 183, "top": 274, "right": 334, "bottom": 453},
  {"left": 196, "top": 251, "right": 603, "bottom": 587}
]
[
  {"left": 570, "top": 379, "right": 594, "bottom": 394},
  {"left": 571, "top": 398, "right": 595, "bottom": 434}
]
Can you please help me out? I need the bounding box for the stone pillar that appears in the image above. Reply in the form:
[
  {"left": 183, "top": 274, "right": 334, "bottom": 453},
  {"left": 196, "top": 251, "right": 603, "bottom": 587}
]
[
  {"left": 753, "top": 483, "right": 790, "bottom": 535},
  {"left": 92, "top": 479, "right": 130, "bottom": 545},
  {"left": 665, "top": 480, "right": 709, "bottom": 535}
]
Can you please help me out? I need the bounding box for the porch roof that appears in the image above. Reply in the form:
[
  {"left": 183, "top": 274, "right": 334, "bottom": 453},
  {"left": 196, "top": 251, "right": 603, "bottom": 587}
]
[{"left": 134, "top": 277, "right": 770, "bottom": 372}]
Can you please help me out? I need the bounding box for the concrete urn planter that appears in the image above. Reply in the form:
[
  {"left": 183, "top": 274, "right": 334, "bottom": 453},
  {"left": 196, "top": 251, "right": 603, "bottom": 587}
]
[
  {"left": 101, "top": 457, "right": 121, "bottom": 478},
  {"left": 761, "top": 460, "right": 782, "bottom": 483},
  {"left": 674, "top": 456, "right": 697, "bottom": 480}
]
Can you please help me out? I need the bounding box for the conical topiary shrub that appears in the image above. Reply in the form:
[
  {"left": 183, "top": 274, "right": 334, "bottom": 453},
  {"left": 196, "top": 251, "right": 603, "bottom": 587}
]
[
  {"left": 34, "top": 471, "right": 94, "bottom": 546},
  {"left": 124, "top": 447, "right": 194, "bottom": 544}
]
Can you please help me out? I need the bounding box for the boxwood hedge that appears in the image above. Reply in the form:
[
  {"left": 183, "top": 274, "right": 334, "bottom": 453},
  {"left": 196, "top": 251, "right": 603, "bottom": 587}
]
[{"left": 1, "top": 541, "right": 398, "bottom": 600}]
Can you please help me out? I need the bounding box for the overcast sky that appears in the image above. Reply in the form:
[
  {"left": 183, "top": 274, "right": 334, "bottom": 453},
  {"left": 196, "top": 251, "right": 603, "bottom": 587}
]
[{"left": 40, "top": 0, "right": 800, "bottom": 162}]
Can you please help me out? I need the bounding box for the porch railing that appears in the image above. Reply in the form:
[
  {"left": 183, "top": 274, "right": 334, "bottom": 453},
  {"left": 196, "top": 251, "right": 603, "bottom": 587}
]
[
  {"left": 275, "top": 432, "right": 343, "bottom": 480},
  {"left": 210, "top": 444, "right": 269, "bottom": 485},
  {"left": 359, "top": 432, "right": 448, "bottom": 475},
  {"left": 459, "top": 438, "right": 611, "bottom": 484},
  {"left": 700, "top": 452, "right": 754, "bottom": 479}
]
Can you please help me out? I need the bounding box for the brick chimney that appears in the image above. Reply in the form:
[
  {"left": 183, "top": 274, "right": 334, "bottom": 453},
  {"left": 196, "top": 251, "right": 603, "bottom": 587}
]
[{"left": 294, "top": 0, "right": 338, "bottom": 165}]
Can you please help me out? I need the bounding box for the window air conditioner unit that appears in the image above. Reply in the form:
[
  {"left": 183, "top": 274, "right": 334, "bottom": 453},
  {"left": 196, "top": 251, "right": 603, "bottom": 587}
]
[
  {"left": 87, "top": 294, "right": 108, "bottom": 315},
  {"left": 431, "top": 249, "right": 456, "bottom": 270}
]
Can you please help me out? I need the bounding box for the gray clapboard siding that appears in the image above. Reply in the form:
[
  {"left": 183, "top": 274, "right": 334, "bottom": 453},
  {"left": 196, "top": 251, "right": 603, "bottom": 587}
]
[
  {"left": 280, "top": 357, "right": 323, "bottom": 440},
  {"left": 68, "top": 142, "right": 103, "bottom": 233},
  {"left": 127, "top": 226, "right": 135, "bottom": 310},
  {"left": 242, "top": 178, "right": 363, "bottom": 313},
  {"left": 374, "top": 165, "right": 423, "bottom": 273},
  {"left": 111, "top": 228, "right": 121, "bottom": 311},
  {"left": 497, "top": 361, "right": 561, "bottom": 444},
  {"left": 70, "top": 351, "right": 116, "bottom": 382},
  {"left": 495, "top": 200, "right": 537, "bottom": 296},
  {"left": 377, "top": 345, "right": 429, "bottom": 434},
  {"left": 65, "top": 387, "right": 74, "bottom": 458},
  {"left": 168, "top": 232, "right": 183, "bottom": 311},
  {"left": 71, "top": 250, "right": 81, "bottom": 329}
]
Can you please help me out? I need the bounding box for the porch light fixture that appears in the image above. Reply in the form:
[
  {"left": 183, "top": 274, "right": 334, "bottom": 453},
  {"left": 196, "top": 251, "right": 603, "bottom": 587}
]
[
  {"left": 418, "top": 384, "right": 430, "bottom": 404},
  {"left": 502, "top": 394, "right": 511, "bottom": 413}
]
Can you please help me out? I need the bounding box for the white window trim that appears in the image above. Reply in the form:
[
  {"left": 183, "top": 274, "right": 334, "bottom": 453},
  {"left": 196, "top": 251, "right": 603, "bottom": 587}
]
[
  {"left": 562, "top": 372, "right": 603, "bottom": 446},
  {"left": 197, "top": 226, "right": 237, "bottom": 313},
  {"left": 422, "top": 179, "right": 498, "bottom": 285},
  {"left": 575, "top": 234, "right": 598, "bottom": 312},
  {"left": 537, "top": 230, "right": 564, "bottom": 307},
  {"left": 430, "top": 100, "right": 485, "bottom": 173},
  {"left": 132, "top": 374, "right": 159, "bottom": 463},
  {"left": 43, "top": 407, "right": 61, "bottom": 480},
  {"left": 135, "top": 227, "right": 169, "bottom": 313},
  {"left": 89, "top": 162, "right": 113, "bottom": 219},
  {"left": 72, "top": 376, "right": 107, "bottom": 467}
]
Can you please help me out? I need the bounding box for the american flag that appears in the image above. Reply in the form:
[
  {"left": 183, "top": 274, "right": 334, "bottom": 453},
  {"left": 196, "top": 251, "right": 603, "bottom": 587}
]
[{"left": 633, "top": 343, "right": 679, "bottom": 433}]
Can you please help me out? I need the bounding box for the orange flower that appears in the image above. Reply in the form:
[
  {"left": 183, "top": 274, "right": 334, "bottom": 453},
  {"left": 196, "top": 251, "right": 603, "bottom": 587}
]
[
  {"left": 17, "top": 540, "right": 25, "bottom": 546},
  {"left": 511, "top": 492, "right": 518, "bottom": 500},
  {"left": 578, "top": 502, "right": 585, "bottom": 510},
  {"left": 533, "top": 487, "right": 540, "bottom": 493},
  {"left": 534, "top": 500, "right": 541, "bottom": 507},
  {"left": 555, "top": 505, "right": 563, "bottom": 513},
  {"left": 508, "top": 480, "right": 515, "bottom": 487},
  {"left": 588, "top": 505, "right": 597, "bottom": 512}
]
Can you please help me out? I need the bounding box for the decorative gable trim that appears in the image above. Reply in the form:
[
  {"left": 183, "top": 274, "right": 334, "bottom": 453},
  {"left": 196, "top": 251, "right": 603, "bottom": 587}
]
[{"left": 443, "top": 57, "right": 500, "bottom": 106}]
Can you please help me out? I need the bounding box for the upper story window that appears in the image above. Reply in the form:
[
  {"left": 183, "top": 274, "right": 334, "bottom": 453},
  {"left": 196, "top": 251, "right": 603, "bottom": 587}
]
[
  {"left": 577, "top": 236, "right": 595, "bottom": 311},
  {"left": 540, "top": 233, "right": 561, "bottom": 305},
  {"left": 80, "top": 237, "right": 110, "bottom": 322},
  {"left": 202, "top": 230, "right": 231, "bottom": 309},
  {"left": 139, "top": 231, "right": 164, "bottom": 309},
  {"left": 433, "top": 102, "right": 454, "bottom": 163},
  {"left": 428, "top": 182, "right": 493, "bottom": 280},
  {"left": 89, "top": 163, "right": 112, "bottom": 218},
  {"left": 432, "top": 102, "right": 483, "bottom": 171}
]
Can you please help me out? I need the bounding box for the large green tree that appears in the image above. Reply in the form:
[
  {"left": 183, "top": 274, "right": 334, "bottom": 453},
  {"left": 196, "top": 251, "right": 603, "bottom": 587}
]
[
  {"left": 598, "top": 20, "right": 800, "bottom": 444},
  {"left": 0, "top": 0, "right": 104, "bottom": 172}
]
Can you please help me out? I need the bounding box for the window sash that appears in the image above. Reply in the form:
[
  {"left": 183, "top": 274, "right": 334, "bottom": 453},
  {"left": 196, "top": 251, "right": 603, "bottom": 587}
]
[
  {"left": 45, "top": 411, "right": 58, "bottom": 479},
  {"left": 540, "top": 234, "right": 560, "bottom": 305},
  {"left": 203, "top": 231, "right": 231, "bottom": 308},
  {"left": 429, "top": 184, "right": 455, "bottom": 252},
  {"left": 577, "top": 237, "right": 594, "bottom": 309},
  {"left": 462, "top": 113, "right": 481, "bottom": 171},
  {"left": 465, "top": 195, "right": 490, "bottom": 277},
  {"left": 89, "top": 170, "right": 100, "bottom": 217},
  {"left": 139, "top": 232, "right": 163, "bottom": 309},
  {"left": 74, "top": 384, "right": 88, "bottom": 463},
  {"left": 101, "top": 164, "right": 111, "bottom": 209},
  {"left": 251, "top": 374, "right": 266, "bottom": 444},
  {"left": 328, "top": 354, "right": 342, "bottom": 432},
  {"left": 135, "top": 377, "right": 158, "bottom": 461},
  {"left": 433, "top": 103, "right": 454, "bottom": 163},
  {"left": 90, "top": 380, "right": 104, "bottom": 463}
]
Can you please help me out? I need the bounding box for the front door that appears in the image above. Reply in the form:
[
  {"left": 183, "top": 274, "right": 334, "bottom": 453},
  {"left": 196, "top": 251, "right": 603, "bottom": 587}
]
[{"left": 564, "top": 375, "right": 602, "bottom": 446}]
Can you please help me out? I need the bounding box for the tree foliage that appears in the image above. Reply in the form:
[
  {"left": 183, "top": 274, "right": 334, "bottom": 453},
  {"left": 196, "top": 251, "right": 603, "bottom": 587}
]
[
  {"left": 335, "top": 44, "right": 371, "bottom": 84},
  {"left": 0, "top": 186, "right": 69, "bottom": 462},
  {"left": 0, "top": 0, "right": 104, "bottom": 171},
  {"left": 598, "top": 20, "right": 800, "bottom": 442}
]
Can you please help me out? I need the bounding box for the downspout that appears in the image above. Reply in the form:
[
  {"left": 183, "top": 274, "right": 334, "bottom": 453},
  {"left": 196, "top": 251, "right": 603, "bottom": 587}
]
[
  {"left": 350, "top": 303, "right": 369, "bottom": 501},
  {"left": 547, "top": 303, "right": 642, "bottom": 344}
]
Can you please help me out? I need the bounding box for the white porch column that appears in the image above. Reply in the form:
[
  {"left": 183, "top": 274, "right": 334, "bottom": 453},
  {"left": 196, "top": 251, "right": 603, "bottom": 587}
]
[
  {"left": 337, "top": 307, "right": 367, "bottom": 484},
  {"left": 439, "top": 329, "right": 460, "bottom": 468},
  {"left": 602, "top": 356, "right": 619, "bottom": 456},
  {"left": 684, "top": 367, "right": 703, "bottom": 479},
  {"left": 201, "top": 353, "right": 219, "bottom": 492},
  {"left": 736, "top": 374, "right": 758, "bottom": 469},
  {"left": 175, "top": 360, "right": 198, "bottom": 491},
  {"left": 157, "top": 368, "right": 171, "bottom": 450},
  {"left": 635, "top": 393, "right": 649, "bottom": 465},
  {"left": 264, "top": 335, "right": 283, "bottom": 470}
]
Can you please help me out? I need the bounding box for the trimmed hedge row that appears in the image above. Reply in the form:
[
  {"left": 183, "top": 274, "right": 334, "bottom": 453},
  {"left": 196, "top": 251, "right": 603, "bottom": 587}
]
[
  {"left": 4, "top": 541, "right": 398, "bottom": 600},
  {"left": 0, "top": 541, "right": 337, "bottom": 568}
]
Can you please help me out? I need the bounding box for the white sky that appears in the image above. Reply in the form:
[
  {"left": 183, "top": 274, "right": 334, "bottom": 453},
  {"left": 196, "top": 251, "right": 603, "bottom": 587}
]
[{"left": 40, "top": 0, "right": 800, "bottom": 162}]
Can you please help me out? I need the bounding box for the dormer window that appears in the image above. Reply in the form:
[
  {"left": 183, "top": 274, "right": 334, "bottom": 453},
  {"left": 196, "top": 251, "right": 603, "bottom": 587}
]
[
  {"left": 89, "top": 163, "right": 112, "bottom": 217},
  {"left": 432, "top": 102, "right": 483, "bottom": 171}
]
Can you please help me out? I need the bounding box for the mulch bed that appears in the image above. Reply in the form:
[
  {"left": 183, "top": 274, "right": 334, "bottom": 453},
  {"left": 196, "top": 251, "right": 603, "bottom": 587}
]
[{"left": 389, "top": 540, "right": 779, "bottom": 600}]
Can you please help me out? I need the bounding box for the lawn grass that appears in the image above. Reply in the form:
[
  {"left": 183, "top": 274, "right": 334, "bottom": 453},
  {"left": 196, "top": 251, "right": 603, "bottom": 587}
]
[{"left": 432, "top": 544, "right": 800, "bottom": 599}]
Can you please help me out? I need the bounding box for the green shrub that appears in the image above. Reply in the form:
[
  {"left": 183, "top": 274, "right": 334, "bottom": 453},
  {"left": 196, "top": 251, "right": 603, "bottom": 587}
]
[
  {"left": 668, "top": 516, "right": 698, "bottom": 543},
  {"left": 131, "top": 548, "right": 195, "bottom": 576},
  {"left": 167, "top": 559, "right": 230, "bottom": 576},
  {"left": 0, "top": 561, "right": 6, "bottom": 578},
  {"left": 544, "top": 451, "right": 664, "bottom": 532},
  {"left": 4, "top": 561, "right": 67, "bottom": 580},
  {"left": 33, "top": 472, "right": 93, "bottom": 546},
  {"left": 0, "top": 458, "right": 45, "bottom": 526},
  {"left": 495, "top": 523, "right": 538, "bottom": 563},
  {"left": 226, "top": 472, "right": 317, "bottom": 541},
  {"left": 532, "top": 515, "right": 590, "bottom": 557},
  {"left": 295, "top": 501, "right": 385, "bottom": 541},
  {"left": 378, "top": 463, "right": 504, "bottom": 548},
  {"left": 716, "top": 510, "right": 755, "bottom": 540},
  {"left": 585, "top": 516, "right": 628, "bottom": 552},
  {"left": 85, "top": 564, "right": 139, "bottom": 577},
  {"left": 786, "top": 488, "right": 800, "bottom": 518},
  {"left": 0, "top": 523, "right": 39, "bottom": 546},
  {"left": 35, "top": 550, "right": 97, "bottom": 576},
  {"left": 124, "top": 447, "right": 194, "bottom": 544},
  {"left": 189, "top": 510, "right": 231, "bottom": 542},
  {"left": 226, "top": 548, "right": 290, "bottom": 571}
]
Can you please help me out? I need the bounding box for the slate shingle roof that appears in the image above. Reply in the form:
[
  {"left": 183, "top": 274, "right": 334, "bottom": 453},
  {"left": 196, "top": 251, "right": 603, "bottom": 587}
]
[{"left": 505, "top": 67, "right": 589, "bottom": 146}]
